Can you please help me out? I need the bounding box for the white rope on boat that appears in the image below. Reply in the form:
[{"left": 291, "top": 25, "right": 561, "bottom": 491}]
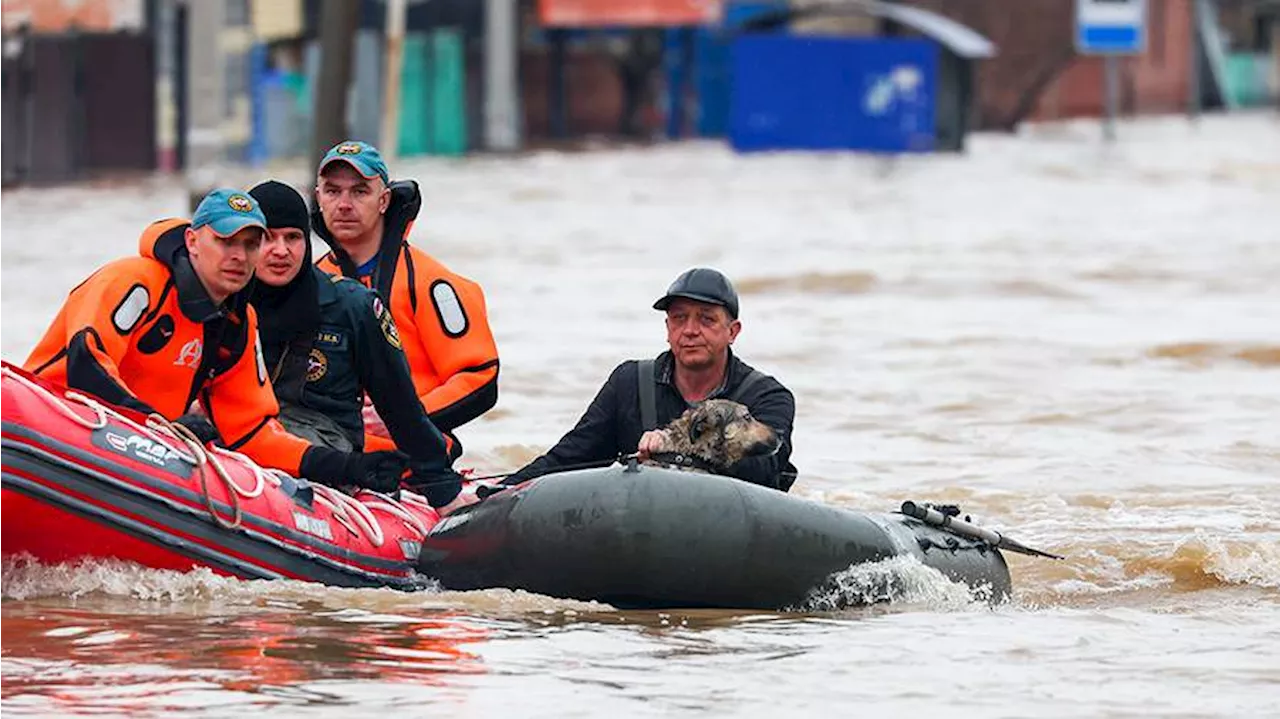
[
  {"left": 311, "top": 484, "right": 385, "bottom": 547},
  {"left": 6, "top": 366, "right": 243, "bottom": 530},
  {"left": 334, "top": 488, "right": 385, "bottom": 547},
  {"left": 205, "top": 445, "right": 268, "bottom": 499},
  {"left": 310, "top": 485, "right": 361, "bottom": 537},
  {"left": 2, "top": 366, "right": 109, "bottom": 430},
  {"left": 356, "top": 489, "right": 429, "bottom": 539},
  {"left": 158, "top": 415, "right": 244, "bottom": 530},
  {"left": 395, "top": 489, "right": 438, "bottom": 514},
  {"left": 3, "top": 365, "right": 413, "bottom": 549},
  {"left": 396, "top": 490, "right": 433, "bottom": 512}
]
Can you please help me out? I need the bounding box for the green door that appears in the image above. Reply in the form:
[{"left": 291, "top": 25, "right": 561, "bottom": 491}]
[{"left": 398, "top": 29, "right": 467, "bottom": 156}]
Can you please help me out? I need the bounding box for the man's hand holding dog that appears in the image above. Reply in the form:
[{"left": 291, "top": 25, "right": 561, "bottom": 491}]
[{"left": 637, "top": 430, "right": 667, "bottom": 460}]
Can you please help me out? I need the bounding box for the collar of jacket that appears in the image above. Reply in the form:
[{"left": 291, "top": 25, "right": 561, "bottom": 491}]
[
  {"left": 314, "top": 267, "right": 348, "bottom": 307},
  {"left": 655, "top": 348, "right": 742, "bottom": 400}
]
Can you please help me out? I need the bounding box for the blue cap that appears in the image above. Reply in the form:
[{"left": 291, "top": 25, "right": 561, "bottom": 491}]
[
  {"left": 319, "top": 140, "right": 389, "bottom": 184},
  {"left": 191, "top": 188, "right": 268, "bottom": 238}
]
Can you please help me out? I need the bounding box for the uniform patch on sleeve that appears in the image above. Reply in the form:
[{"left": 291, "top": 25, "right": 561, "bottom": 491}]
[
  {"left": 111, "top": 284, "right": 150, "bottom": 334},
  {"left": 430, "top": 280, "right": 469, "bottom": 338},
  {"left": 372, "top": 296, "right": 403, "bottom": 349}
]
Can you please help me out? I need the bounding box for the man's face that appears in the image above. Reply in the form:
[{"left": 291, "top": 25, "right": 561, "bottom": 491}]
[
  {"left": 185, "top": 225, "right": 262, "bottom": 302},
  {"left": 256, "top": 226, "right": 308, "bottom": 287},
  {"left": 315, "top": 163, "right": 390, "bottom": 243},
  {"left": 664, "top": 298, "right": 741, "bottom": 371}
]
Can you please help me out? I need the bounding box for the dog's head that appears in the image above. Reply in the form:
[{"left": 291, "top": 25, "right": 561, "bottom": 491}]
[{"left": 658, "top": 399, "right": 781, "bottom": 471}]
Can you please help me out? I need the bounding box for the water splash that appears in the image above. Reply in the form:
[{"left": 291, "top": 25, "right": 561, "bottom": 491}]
[
  {"left": 1020, "top": 528, "right": 1280, "bottom": 606},
  {"left": 1, "top": 554, "right": 251, "bottom": 602},
  {"left": 1, "top": 555, "right": 612, "bottom": 615},
  {"left": 794, "top": 556, "right": 991, "bottom": 612},
  {"left": 1139, "top": 531, "right": 1280, "bottom": 590}
]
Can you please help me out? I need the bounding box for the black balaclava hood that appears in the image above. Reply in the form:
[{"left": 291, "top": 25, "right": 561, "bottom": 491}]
[{"left": 248, "top": 180, "right": 320, "bottom": 350}]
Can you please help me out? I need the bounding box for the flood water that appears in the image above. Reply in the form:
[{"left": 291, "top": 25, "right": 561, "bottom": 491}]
[{"left": 3, "top": 114, "right": 1279, "bottom": 716}]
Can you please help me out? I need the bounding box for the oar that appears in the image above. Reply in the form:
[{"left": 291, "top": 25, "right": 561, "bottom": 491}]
[{"left": 900, "top": 500, "right": 1064, "bottom": 560}]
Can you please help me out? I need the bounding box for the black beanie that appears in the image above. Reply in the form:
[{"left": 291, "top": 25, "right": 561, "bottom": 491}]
[{"left": 249, "top": 180, "right": 311, "bottom": 234}]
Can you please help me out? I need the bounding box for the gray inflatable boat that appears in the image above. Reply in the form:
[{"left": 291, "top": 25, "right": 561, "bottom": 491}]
[{"left": 418, "top": 463, "right": 1035, "bottom": 609}]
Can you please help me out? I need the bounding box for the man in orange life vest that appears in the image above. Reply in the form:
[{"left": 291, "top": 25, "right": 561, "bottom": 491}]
[
  {"left": 24, "top": 189, "right": 410, "bottom": 490},
  {"left": 311, "top": 141, "right": 499, "bottom": 455}
]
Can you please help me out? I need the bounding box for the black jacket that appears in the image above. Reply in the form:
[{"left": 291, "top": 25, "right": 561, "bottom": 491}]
[
  {"left": 507, "top": 350, "right": 797, "bottom": 490},
  {"left": 263, "top": 268, "right": 453, "bottom": 474}
]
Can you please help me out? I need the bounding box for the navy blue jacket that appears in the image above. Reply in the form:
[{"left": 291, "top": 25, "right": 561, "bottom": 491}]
[{"left": 263, "top": 267, "right": 452, "bottom": 474}]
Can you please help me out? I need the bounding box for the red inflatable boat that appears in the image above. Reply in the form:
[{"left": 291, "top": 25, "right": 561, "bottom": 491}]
[{"left": 1, "top": 361, "right": 452, "bottom": 589}]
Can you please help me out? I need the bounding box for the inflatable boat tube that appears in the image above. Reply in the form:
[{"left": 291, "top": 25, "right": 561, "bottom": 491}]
[
  {"left": 419, "top": 463, "right": 1012, "bottom": 609},
  {"left": 1, "top": 362, "right": 441, "bottom": 589}
]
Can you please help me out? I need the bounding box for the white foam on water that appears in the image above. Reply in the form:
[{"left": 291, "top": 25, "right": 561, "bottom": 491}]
[
  {"left": 0, "top": 554, "right": 611, "bottom": 615},
  {"left": 796, "top": 555, "right": 989, "bottom": 612},
  {"left": 1, "top": 554, "right": 252, "bottom": 602}
]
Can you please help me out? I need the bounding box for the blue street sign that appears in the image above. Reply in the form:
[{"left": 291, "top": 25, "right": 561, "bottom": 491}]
[{"left": 1076, "top": 0, "right": 1147, "bottom": 55}]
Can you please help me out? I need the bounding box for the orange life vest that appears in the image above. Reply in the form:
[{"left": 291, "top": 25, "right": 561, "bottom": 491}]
[
  {"left": 314, "top": 182, "right": 499, "bottom": 438},
  {"left": 25, "top": 218, "right": 312, "bottom": 474}
]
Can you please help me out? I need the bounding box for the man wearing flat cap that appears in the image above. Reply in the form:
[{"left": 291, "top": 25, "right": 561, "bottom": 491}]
[{"left": 502, "top": 267, "right": 798, "bottom": 491}]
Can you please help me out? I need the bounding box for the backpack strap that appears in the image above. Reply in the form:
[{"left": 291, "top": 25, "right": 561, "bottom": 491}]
[
  {"left": 727, "top": 368, "right": 766, "bottom": 404},
  {"left": 637, "top": 359, "right": 658, "bottom": 431}
]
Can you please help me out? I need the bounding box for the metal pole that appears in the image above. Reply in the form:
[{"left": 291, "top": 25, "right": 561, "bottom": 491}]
[
  {"left": 0, "top": 0, "right": 7, "bottom": 190},
  {"left": 174, "top": 1, "right": 188, "bottom": 172},
  {"left": 380, "top": 0, "right": 407, "bottom": 162},
  {"left": 311, "top": 0, "right": 361, "bottom": 171},
  {"left": 1103, "top": 54, "right": 1118, "bottom": 142},
  {"left": 20, "top": 24, "right": 34, "bottom": 184},
  {"left": 1187, "top": 0, "right": 1202, "bottom": 120},
  {"left": 153, "top": 0, "right": 177, "bottom": 173},
  {"left": 484, "top": 0, "right": 521, "bottom": 151}
]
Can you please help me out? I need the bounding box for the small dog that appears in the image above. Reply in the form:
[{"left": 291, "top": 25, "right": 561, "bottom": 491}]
[{"left": 645, "top": 399, "right": 781, "bottom": 474}]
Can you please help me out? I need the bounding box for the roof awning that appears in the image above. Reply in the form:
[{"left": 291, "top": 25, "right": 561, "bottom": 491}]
[{"left": 737, "top": 0, "right": 998, "bottom": 59}]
